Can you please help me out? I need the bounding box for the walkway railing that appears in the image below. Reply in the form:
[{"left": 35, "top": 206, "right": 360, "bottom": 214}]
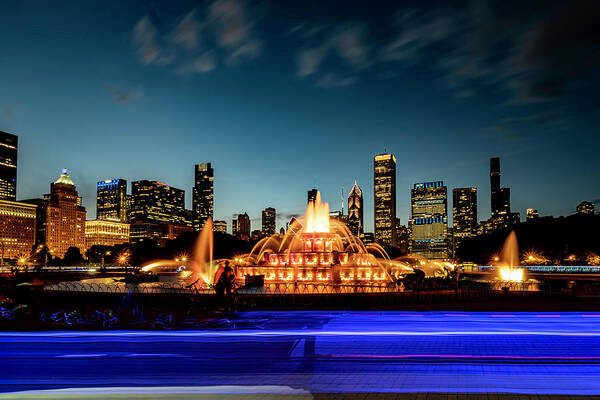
[{"left": 43, "top": 281, "right": 401, "bottom": 295}]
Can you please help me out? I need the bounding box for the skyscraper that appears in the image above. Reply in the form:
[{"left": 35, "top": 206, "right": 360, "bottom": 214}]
[
  {"left": 130, "top": 180, "right": 191, "bottom": 242},
  {"left": 410, "top": 181, "right": 448, "bottom": 259},
  {"left": 193, "top": 163, "right": 214, "bottom": 230},
  {"left": 374, "top": 153, "right": 396, "bottom": 247},
  {"left": 490, "top": 157, "right": 500, "bottom": 218},
  {"left": 307, "top": 189, "right": 318, "bottom": 204},
  {"left": 347, "top": 180, "right": 363, "bottom": 236},
  {"left": 480, "top": 157, "right": 520, "bottom": 234},
  {"left": 262, "top": 207, "right": 276, "bottom": 236},
  {"left": 213, "top": 220, "right": 227, "bottom": 234},
  {"left": 45, "top": 169, "right": 87, "bottom": 257},
  {"left": 96, "top": 179, "right": 128, "bottom": 222},
  {"left": 130, "top": 180, "right": 186, "bottom": 224},
  {"left": 0, "top": 200, "right": 36, "bottom": 261},
  {"left": 236, "top": 213, "right": 251, "bottom": 241},
  {"left": 526, "top": 208, "right": 539, "bottom": 220},
  {"left": 490, "top": 157, "right": 510, "bottom": 218},
  {"left": 0, "top": 131, "right": 18, "bottom": 201},
  {"left": 20, "top": 198, "right": 48, "bottom": 247},
  {"left": 576, "top": 201, "right": 594, "bottom": 215},
  {"left": 452, "top": 187, "right": 477, "bottom": 247}
]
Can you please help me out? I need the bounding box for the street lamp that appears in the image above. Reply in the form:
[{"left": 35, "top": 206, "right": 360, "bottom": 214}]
[
  {"left": 117, "top": 251, "right": 130, "bottom": 273},
  {"left": 120, "top": 255, "right": 127, "bottom": 273},
  {"left": 18, "top": 257, "right": 27, "bottom": 271},
  {"left": 101, "top": 251, "right": 111, "bottom": 268}
]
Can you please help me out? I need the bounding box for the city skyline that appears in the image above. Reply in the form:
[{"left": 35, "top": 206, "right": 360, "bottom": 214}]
[
  {"left": 1, "top": 1, "right": 599, "bottom": 233},
  {"left": 4, "top": 134, "right": 600, "bottom": 235}
]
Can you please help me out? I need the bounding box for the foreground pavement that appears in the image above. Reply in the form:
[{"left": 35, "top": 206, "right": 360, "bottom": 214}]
[{"left": 2, "top": 312, "right": 600, "bottom": 398}]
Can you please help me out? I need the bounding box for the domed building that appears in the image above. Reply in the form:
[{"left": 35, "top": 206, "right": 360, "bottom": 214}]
[{"left": 45, "top": 169, "right": 86, "bottom": 258}]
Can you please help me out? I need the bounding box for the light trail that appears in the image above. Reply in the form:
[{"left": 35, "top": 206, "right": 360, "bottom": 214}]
[{"left": 3, "top": 312, "right": 600, "bottom": 396}]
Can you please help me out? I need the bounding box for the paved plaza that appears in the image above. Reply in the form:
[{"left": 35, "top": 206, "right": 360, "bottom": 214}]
[{"left": 2, "top": 312, "right": 600, "bottom": 398}]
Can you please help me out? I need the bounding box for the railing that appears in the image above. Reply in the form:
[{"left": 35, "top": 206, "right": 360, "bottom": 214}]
[
  {"left": 43, "top": 281, "right": 191, "bottom": 294},
  {"left": 460, "top": 265, "right": 600, "bottom": 273},
  {"left": 43, "top": 281, "right": 402, "bottom": 295},
  {"left": 0, "top": 265, "right": 124, "bottom": 273}
]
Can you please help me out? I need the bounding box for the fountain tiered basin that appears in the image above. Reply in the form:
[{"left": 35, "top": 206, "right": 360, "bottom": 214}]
[{"left": 233, "top": 192, "right": 413, "bottom": 287}]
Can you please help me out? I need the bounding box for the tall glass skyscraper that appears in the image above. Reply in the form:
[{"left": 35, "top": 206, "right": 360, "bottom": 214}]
[
  {"left": 262, "top": 207, "right": 276, "bottom": 236},
  {"left": 193, "top": 163, "right": 214, "bottom": 230},
  {"left": 410, "top": 181, "right": 449, "bottom": 259},
  {"left": 452, "top": 187, "right": 477, "bottom": 247},
  {"left": 96, "top": 179, "right": 128, "bottom": 222},
  {"left": 481, "top": 157, "right": 520, "bottom": 234},
  {"left": 374, "top": 153, "right": 396, "bottom": 247},
  {"left": 130, "top": 180, "right": 190, "bottom": 242},
  {"left": 490, "top": 157, "right": 510, "bottom": 218},
  {"left": 0, "top": 131, "right": 18, "bottom": 201},
  {"left": 130, "top": 180, "right": 186, "bottom": 224}
]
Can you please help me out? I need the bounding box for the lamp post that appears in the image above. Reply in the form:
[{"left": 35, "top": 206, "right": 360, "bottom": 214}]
[
  {"left": 119, "top": 255, "right": 128, "bottom": 274},
  {"left": 102, "top": 251, "right": 111, "bottom": 269},
  {"left": 18, "top": 257, "right": 27, "bottom": 272}
]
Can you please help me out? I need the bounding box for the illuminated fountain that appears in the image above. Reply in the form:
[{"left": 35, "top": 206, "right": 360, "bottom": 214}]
[
  {"left": 497, "top": 231, "right": 524, "bottom": 282},
  {"left": 137, "top": 192, "right": 452, "bottom": 291},
  {"left": 140, "top": 218, "right": 217, "bottom": 285},
  {"left": 191, "top": 218, "right": 217, "bottom": 286},
  {"left": 234, "top": 192, "right": 413, "bottom": 286}
]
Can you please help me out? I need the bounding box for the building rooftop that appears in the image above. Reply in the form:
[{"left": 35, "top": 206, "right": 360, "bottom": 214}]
[{"left": 54, "top": 169, "right": 75, "bottom": 186}]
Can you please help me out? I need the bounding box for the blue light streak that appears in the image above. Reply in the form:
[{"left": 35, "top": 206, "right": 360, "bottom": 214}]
[{"left": 3, "top": 312, "right": 600, "bottom": 395}]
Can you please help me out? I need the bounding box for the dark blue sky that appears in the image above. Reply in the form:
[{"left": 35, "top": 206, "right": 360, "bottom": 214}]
[{"left": 1, "top": 0, "right": 598, "bottom": 232}]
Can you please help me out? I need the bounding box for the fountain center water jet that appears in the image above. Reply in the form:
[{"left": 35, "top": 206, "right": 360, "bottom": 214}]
[
  {"left": 498, "top": 231, "right": 523, "bottom": 282},
  {"left": 192, "top": 218, "right": 216, "bottom": 285}
]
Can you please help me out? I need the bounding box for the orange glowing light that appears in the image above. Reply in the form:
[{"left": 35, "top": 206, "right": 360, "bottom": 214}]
[{"left": 305, "top": 191, "right": 330, "bottom": 233}]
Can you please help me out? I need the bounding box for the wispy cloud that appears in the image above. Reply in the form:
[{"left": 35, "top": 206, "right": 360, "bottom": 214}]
[
  {"left": 208, "top": 0, "right": 262, "bottom": 64},
  {"left": 489, "top": 107, "right": 570, "bottom": 140},
  {"left": 209, "top": 0, "right": 250, "bottom": 48},
  {"left": 171, "top": 10, "right": 203, "bottom": 51},
  {"left": 132, "top": 16, "right": 162, "bottom": 65},
  {"left": 177, "top": 52, "right": 217, "bottom": 75},
  {"left": 132, "top": 0, "right": 263, "bottom": 76},
  {"left": 329, "top": 24, "right": 370, "bottom": 69},
  {"left": 296, "top": 46, "right": 327, "bottom": 77},
  {"left": 376, "top": 0, "right": 600, "bottom": 105},
  {"left": 106, "top": 86, "right": 144, "bottom": 104},
  {"left": 380, "top": 7, "right": 456, "bottom": 63},
  {"left": 292, "top": 23, "right": 369, "bottom": 87}
]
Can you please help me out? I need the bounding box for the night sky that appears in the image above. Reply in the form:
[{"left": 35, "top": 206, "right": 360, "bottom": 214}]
[{"left": 1, "top": 0, "right": 598, "bottom": 232}]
